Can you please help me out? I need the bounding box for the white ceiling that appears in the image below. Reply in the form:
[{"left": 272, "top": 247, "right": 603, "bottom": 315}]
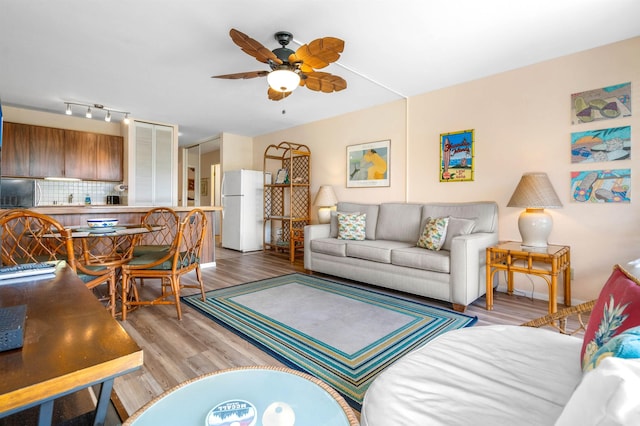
[{"left": 1, "top": 0, "right": 639, "bottom": 149}]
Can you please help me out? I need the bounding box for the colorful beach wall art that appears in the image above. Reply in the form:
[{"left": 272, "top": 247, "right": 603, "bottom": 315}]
[
  {"left": 571, "top": 126, "right": 631, "bottom": 164},
  {"left": 571, "top": 82, "right": 631, "bottom": 125},
  {"left": 440, "top": 129, "right": 474, "bottom": 182},
  {"left": 570, "top": 169, "right": 630, "bottom": 203}
]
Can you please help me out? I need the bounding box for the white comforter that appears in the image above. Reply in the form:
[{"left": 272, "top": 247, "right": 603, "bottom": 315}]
[{"left": 360, "top": 325, "right": 583, "bottom": 426}]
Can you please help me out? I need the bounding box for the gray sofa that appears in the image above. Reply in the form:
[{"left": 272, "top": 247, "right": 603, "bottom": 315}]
[{"left": 304, "top": 201, "right": 499, "bottom": 311}]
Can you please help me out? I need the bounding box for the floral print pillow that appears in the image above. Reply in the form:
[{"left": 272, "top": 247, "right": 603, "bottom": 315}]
[
  {"left": 581, "top": 265, "right": 640, "bottom": 371},
  {"left": 416, "top": 217, "right": 449, "bottom": 251},
  {"left": 337, "top": 212, "right": 366, "bottom": 241}
]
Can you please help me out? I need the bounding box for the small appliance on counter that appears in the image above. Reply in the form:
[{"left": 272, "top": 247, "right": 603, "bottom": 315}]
[
  {"left": 106, "top": 195, "right": 120, "bottom": 205},
  {"left": 0, "top": 178, "right": 39, "bottom": 208}
]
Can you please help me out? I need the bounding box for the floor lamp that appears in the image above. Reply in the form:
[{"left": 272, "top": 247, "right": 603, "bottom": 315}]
[
  {"left": 507, "top": 172, "right": 563, "bottom": 248},
  {"left": 314, "top": 185, "right": 338, "bottom": 224}
]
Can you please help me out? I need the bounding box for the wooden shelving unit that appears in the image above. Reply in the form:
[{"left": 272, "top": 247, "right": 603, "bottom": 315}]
[{"left": 263, "top": 141, "right": 311, "bottom": 262}]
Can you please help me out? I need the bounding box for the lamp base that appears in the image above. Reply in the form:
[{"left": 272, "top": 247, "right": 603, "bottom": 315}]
[
  {"left": 317, "top": 207, "right": 335, "bottom": 224},
  {"left": 518, "top": 208, "right": 553, "bottom": 248}
]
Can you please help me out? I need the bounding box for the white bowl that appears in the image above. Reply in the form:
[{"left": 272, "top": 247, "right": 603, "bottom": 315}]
[{"left": 87, "top": 218, "right": 119, "bottom": 228}]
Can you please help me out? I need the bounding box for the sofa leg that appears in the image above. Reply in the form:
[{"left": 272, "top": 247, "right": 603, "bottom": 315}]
[{"left": 452, "top": 303, "right": 467, "bottom": 313}]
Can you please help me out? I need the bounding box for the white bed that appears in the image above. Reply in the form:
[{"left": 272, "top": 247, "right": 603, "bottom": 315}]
[{"left": 360, "top": 325, "right": 583, "bottom": 426}]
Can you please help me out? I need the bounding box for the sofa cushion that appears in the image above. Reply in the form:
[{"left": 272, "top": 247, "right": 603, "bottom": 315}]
[
  {"left": 337, "top": 212, "right": 366, "bottom": 241},
  {"left": 335, "top": 202, "right": 379, "bottom": 240},
  {"left": 581, "top": 265, "right": 640, "bottom": 370},
  {"left": 422, "top": 202, "right": 498, "bottom": 233},
  {"left": 310, "top": 238, "right": 348, "bottom": 257},
  {"left": 376, "top": 203, "right": 423, "bottom": 243},
  {"left": 417, "top": 217, "right": 449, "bottom": 251},
  {"left": 391, "top": 246, "right": 450, "bottom": 273},
  {"left": 441, "top": 217, "right": 476, "bottom": 251},
  {"left": 555, "top": 357, "right": 640, "bottom": 426},
  {"left": 345, "top": 240, "right": 413, "bottom": 263}
]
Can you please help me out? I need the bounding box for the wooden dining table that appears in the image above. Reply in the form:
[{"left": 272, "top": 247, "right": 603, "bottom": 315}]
[{"left": 0, "top": 265, "right": 143, "bottom": 426}]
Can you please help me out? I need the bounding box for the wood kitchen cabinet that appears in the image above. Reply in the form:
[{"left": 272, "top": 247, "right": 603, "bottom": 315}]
[
  {"left": 1, "top": 122, "right": 31, "bottom": 176},
  {"left": 1, "top": 122, "right": 123, "bottom": 181},
  {"left": 95, "top": 134, "right": 123, "bottom": 181},
  {"left": 64, "top": 129, "right": 97, "bottom": 179},
  {"left": 30, "top": 126, "right": 65, "bottom": 177}
]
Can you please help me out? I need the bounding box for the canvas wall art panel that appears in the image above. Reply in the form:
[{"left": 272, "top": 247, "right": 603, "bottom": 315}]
[
  {"left": 571, "top": 126, "right": 631, "bottom": 163},
  {"left": 571, "top": 82, "right": 631, "bottom": 125},
  {"left": 571, "top": 169, "right": 630, "bottom": 203}
]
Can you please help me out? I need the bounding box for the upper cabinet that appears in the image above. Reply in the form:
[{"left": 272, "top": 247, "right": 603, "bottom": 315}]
[
  {"left": 1, "top": 122, "right": 31, "bottom": 177},
  {"left": 1, "top": 122, "right": 123, "bottom": 181},
  {"left": 64, "top": 129, "right": 97, "bottom": 179}
]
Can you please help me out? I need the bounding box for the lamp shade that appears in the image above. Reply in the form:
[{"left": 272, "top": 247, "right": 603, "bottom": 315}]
[
  {"left": 507, "top": 172, "right": 562, "bottom": 248},
  {"left": 507, "top": 172, "right": 562, "bottom": 208},
  {"left": 314, "top": 185, "right": 338, "bottom": 207},
  {"left": 267, "top": 69, "right": 300, "bottom": 92}
]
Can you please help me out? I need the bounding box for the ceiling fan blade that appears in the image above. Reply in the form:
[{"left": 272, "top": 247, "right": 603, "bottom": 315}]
[
  {"left": 292, "top": 37, "right": 344, "bottom": 70},
  {"left": 211, "top": 70, "right": 269, "bottom": 79},
  {"left": 267, "top": 87, "right": 292, "bottom": 101},
  {"left": 301, "top": 72, "right": 347, "bottom": 93},
  {"left": 229, "top": 28, "right": 282, "bottom": 65}
]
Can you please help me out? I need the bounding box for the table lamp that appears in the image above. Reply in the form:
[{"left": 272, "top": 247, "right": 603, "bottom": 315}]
[
  {"left": 507, "top": 172, "right": 562, "bottom": 248},
  {"left": 314, "top": 185, "right": 338, "bottom": 224}
]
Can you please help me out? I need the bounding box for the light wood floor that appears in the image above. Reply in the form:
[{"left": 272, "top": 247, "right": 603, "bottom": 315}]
[{"left": 112, "top": 246, "right": 570, "bottom": 422}]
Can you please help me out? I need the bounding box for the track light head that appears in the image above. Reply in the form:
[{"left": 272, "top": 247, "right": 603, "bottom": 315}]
[
  {"left": 65, "top": 103, "right": 72, "bottom": 115},
  {"left": 105, "top": 110, "right": 111, "bottom": 122},
  {"left": 85, "top": 107, "right": 92, "bottom": 118}
]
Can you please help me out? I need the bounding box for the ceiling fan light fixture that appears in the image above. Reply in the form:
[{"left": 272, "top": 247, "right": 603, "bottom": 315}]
[{"left": 267, "top": 69, "right": 300, "bottom": 93}]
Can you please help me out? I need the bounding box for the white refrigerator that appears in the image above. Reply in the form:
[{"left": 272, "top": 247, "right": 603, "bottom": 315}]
[{"left": 221, "top": 169, "right": 268, "bottom": 252}]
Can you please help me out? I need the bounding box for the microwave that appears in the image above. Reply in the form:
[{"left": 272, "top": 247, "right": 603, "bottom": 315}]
[{"left": 0, "top": 178, "right": 39, "bottom": 208}]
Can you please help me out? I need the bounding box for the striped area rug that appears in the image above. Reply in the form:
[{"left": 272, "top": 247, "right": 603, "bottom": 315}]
[{"left": 182, "top": 273, "right": 476, "bottom": 410}]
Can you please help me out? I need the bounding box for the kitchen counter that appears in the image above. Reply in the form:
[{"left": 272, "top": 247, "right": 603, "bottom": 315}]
[
  {"left": 26, "top": 205, "right": 222, "bottom": 266},
  {"left": 32, "top": 205, "right": 222, "bottom": 215}
]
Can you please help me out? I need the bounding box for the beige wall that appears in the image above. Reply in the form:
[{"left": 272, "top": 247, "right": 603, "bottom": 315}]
[{"left": 254, "top": 36, "right": 639, "bottom": 303}]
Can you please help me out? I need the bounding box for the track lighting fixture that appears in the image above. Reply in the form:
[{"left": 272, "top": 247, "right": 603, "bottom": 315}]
[{"left": 64, "top": 102, "right": 131, "bottom": 123}]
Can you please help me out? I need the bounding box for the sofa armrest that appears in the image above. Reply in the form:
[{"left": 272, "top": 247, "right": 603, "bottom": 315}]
[
  {"left": 449, "top": 232, "right": 499, "bottom": 307},
  {"left": 304, "top": 224, "right": 330, "bottom": 270}
]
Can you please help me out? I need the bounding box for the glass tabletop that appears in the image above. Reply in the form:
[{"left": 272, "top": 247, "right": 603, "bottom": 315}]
[{"left": 124, "top": 367, "right": 356, "bottom": 426}]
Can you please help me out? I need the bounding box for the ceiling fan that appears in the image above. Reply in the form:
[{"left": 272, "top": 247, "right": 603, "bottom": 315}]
[{"left": 212, "top": 28, "right": 347, "bottom": 101}]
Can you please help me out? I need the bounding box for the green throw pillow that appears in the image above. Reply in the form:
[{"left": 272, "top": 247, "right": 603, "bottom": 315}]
[
  {"left": 417, "top": 217, "right": 449, "bottom": 251},
  {"left": 337, "top": 212, "right": 366, "bottom": 241}
]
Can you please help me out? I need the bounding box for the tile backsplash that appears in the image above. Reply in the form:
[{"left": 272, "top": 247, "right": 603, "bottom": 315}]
[{"left": 38, "top": 179, "right": 124, "bottom": 206}]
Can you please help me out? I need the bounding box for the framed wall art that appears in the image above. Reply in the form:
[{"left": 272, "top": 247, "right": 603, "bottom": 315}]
[
  {"left": 346, "top": 140, "right": 390, "bottom": 188},
  {"left": 440, "top": 129, "right": 474, "bottom": 182}
]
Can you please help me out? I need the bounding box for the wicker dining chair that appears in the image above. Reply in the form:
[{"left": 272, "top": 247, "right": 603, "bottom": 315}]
[
  {"left": 131, "top": 207, "right": 180, "bottom": 257},
  {"left": 121, "top": 209, "right": 207, "bottom": 320},
  {"left": 0, "top": 209, "right": 118, "bottom": 317}
]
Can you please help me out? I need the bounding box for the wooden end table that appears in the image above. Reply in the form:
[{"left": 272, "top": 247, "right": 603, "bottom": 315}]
[{"left": 486, "top": 241, "right": 571, "bottom": 314}]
